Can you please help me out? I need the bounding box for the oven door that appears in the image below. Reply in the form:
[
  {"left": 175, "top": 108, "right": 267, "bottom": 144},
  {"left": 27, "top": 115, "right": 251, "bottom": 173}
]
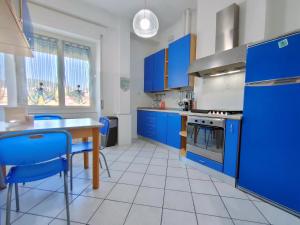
[{"left": 187, "top": 122, "right": 225, "bottom": 164}]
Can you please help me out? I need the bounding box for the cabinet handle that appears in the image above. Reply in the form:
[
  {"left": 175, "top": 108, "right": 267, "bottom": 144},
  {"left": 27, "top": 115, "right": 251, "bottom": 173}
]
[{"left": 230, "top": 124, "right": 233, "bottom": 133}]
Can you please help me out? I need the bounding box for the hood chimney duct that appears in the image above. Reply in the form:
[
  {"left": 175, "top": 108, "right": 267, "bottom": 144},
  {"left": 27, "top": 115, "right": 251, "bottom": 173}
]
[
  {"left": 215, "top": 4, "right": 239, "bottom": 52},
  {"left": 184, "top": 8, "right": 192, "bottom": 35}
]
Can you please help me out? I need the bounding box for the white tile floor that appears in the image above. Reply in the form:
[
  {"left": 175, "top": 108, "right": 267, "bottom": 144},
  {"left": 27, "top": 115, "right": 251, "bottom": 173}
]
[{"left": 1, "top": 139, "right": 300, "bottom": 225}]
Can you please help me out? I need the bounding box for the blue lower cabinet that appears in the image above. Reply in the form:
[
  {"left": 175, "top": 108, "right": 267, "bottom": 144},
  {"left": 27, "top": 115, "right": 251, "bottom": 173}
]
[
  {"left": 187, "top": 151, "right": 223, "bottom": 172},
  {"left": 137, "top": 110, "right": 146, "bottom": 136},
  {"left": 166, "top": 113, "right": 181, "bottom": 149},
  {"left": 137, "top": 110, "right": 181, "bottom": 149},
  {"left": 156, "top": 112, "right": 167, "bottom": 144},
  {"left": 137, "top": 110, "right": 142, "bottom": 136},
  {"left": 143, "top": 111, "right": 157, "bottom": 139},
  {"left": 223, "top": 120, "right": 240, "bottom": 177}
]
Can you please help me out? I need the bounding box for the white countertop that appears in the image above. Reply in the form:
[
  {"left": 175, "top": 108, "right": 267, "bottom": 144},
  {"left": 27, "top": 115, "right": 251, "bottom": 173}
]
[{"left": 137, "top": 108, "right": 243, "bottom": 120}]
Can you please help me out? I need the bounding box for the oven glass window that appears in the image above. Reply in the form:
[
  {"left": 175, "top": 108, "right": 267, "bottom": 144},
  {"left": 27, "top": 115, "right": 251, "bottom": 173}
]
[{"left": 187, "top": 123, "right": 224, "bottom": 163}]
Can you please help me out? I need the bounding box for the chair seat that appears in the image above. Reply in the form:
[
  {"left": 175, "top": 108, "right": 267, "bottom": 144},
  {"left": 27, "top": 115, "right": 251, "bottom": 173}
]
[
  {"left": 72, "top": 142, "right": 93, "bottom": 154},
  {"left": 71, "top": 142, "right": 104, "bottom": 155},
  {"left": 6, "top": 159, "right": 67, "bottom": 184}
]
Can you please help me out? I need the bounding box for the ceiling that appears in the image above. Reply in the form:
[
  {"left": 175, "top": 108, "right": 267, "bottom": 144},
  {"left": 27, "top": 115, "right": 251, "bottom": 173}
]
[{"left": 80, "top": 0, "right": 197, "bottom": 30}]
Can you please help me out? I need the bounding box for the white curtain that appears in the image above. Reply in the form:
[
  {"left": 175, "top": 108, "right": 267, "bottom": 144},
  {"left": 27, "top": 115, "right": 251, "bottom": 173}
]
[
  {"left": 64, "top": 42, "right": 91, "bottom": 106},
  {"left": 0, "top": 53, "right": 7, "bottom": 105},
  {"left": 25, "top": 35, "right": 59, "bottom": 105}
]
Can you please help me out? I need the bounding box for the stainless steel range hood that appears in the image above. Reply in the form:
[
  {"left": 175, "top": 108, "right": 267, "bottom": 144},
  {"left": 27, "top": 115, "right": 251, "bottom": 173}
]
[{"left": 189, "top": 4, "right": 246, "bottom": 77}]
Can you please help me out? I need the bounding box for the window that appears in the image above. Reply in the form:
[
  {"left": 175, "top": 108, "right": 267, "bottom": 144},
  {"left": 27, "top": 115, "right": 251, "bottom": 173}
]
[
  {"left": 25, "top": 35, "right": 59, "bottom": 106},
  {"left": 23, "top": 34, "right": 92, "bottom": 107},
  {"left": 0, "top": 53, "right": 7, "bottom": 105},
  {"left": 64, "top": 42, "right": 90, "bottom": 106}
]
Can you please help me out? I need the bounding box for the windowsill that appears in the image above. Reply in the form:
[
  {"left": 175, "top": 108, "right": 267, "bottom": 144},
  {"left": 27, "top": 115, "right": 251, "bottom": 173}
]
[{"left": 0, "top": 105, "right": 98, "bottom": 115}]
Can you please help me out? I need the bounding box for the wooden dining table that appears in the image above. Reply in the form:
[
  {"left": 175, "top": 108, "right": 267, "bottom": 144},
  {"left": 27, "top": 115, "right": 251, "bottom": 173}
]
[{"left": 0, "top": 118, "right": 103, "bottom": 189}]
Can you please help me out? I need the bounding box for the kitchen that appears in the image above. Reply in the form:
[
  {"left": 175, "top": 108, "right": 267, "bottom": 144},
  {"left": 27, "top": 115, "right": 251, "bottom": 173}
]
[{"left": 0, "top": 0, "right": 300, "bottom": 225}]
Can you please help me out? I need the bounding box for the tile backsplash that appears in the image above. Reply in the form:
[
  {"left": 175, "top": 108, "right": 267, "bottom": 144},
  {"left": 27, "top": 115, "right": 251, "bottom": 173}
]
[
  {"left": 149, "top": 72, "right": 245, "bottom": 110},
  {"left": 194, "top": 72, "right": 245, "bottom": 110}
]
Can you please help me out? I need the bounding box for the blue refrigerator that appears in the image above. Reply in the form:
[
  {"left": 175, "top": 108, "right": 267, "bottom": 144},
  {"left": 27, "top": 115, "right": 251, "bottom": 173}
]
[{"left": 238, "top": 32, "right": 300, "bottom": 216}]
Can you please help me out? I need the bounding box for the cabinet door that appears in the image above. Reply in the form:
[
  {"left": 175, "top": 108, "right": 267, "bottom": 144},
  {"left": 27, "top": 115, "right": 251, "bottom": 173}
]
[
  {"left": 246, "top": 32, "right": 300, "bottom": 83},
  {"left": 238, "top": 84, "right": 300, "bottom": 213},
  {"left": 156, "top": 112, "right": 167, "bottom": 144},
  {"left": 143, "top": 111, "right": 157, "bottom": 139},
  {"left": 223, "top": 120, "right": 240, "bottom": 177},
  {"left": 137, "top": 110, "right": 146, "bottom": 137},
  {"left": 152, "top": 49, "right": 165, "bottom": 92},
  {"left": 168, "top": 34, "right": 191, "bottom": 88},
  {"left": 137, "top": 110, "right": 142, "bottom": 136},
  {"left": 144, "top": 56, "right": 153, "bottom": 92},
  {"left": 166, "top": 113, "right": 181, "bottom": 149}
]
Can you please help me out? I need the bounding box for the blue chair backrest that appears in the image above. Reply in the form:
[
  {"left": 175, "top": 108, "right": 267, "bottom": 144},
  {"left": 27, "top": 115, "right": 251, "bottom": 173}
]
[
  {"left": 34, "top": 115, "right": 63, "bottom": 120},
  {"left": 99, "top": 117, "right": 110, "bottom": 136},
  {"left": 0, "top": 130, "right": 71, "bottom": 166}
]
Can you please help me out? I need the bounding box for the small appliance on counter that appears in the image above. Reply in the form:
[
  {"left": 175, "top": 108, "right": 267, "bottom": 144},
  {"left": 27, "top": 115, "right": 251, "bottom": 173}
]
[
  {"left": 178, "top": 90, "right": 194, "bottom": 111},
  {"left": 159, "top": 100, "right": 166, "bottom": 109}
]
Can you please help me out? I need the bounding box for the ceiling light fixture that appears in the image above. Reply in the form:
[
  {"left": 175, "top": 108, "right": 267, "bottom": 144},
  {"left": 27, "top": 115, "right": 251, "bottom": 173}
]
[{"left": 133, "top": 0, "right": 159, "bottom": 38}]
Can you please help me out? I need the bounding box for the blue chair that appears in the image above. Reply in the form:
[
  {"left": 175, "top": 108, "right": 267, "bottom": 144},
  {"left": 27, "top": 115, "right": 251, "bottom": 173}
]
[
  {"left": 0, "top": 130, "right": 71, "bottom": 225},
  {"left": 70, "top": 117, "right": 111, "bottom": 190},
  {"left": 34, "top": 114, "right": 63, "bottom": 120}
]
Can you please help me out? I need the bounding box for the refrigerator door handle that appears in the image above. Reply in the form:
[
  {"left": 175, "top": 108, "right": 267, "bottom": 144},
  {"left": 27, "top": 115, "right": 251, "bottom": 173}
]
[{"left": 246, "top": 77, "right": 300, "bottom": 87}]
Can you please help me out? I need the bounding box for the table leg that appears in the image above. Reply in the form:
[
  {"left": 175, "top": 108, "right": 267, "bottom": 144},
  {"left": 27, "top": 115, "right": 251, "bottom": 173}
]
[
  {"left": 92, "top": 128, "right": 100, "bottom": 189},
  {"left": 82, "top": 137, "right": 89, "bottom": 169}
]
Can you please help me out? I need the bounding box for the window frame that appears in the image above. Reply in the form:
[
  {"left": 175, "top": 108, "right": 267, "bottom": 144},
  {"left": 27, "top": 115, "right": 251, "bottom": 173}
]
[{"left": 18, "top": 30, "right": 97, "bottom": 113}]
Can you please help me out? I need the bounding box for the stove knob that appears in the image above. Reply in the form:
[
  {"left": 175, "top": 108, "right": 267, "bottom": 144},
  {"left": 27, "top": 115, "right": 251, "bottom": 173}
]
[{"left": 210, "top": 121, "right": 213, "bottom": 125}]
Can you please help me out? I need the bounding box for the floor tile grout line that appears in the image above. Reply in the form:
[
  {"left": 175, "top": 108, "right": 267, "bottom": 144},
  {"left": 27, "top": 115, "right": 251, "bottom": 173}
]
[
  {"left": 249, "top": 198, "right": 272, "bottom": 225},
  {"left": 86, "top": 141, "right": 148, "bottom": 225},
  {"left": 159, "top": 146, "right": 169, "bottom": 225},
  {"left": 121, "top": 142, "right": 157, "bottom": 225},
  {"left": 210, "top": 177, "right": 236, "bottom": 224},
  {"left": 78, "top": 144, "right": 134, "bottom": 225},
  {"left": 211, "top": 183, "right": 271, "bottom": 225},
  {"left": 185, "top": 164, "right": 200, "bottom": 225},
  {"left": 50, "top": 144, "right": 133, "bottom": 225},
  {"left": 4, "top": 143, "right": 140, "bottom": 224},
  {"left": 6, "top": 140, "right": 293, "bottom": 225}
]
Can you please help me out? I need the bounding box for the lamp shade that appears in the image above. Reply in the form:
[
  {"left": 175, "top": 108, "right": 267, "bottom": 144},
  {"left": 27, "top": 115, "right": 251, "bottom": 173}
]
[{"left": 133, "top": 9, "right": 159, "bottom": 38}]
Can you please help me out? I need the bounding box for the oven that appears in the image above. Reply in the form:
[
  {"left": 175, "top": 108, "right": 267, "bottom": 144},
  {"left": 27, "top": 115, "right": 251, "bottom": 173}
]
[{"left": 187, "top": 116, "right": 225, "bottom": 164}]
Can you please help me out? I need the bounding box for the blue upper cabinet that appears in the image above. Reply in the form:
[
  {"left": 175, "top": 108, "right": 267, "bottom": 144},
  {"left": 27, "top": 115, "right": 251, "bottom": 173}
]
[
  {"left": 144, "top": 49, "right": 166, "bottom": 93},
  {"left": 166, "top": 113, "right": 181, "bottom": 149},
  {"left": 223, "top": 120, "right": 240, "bottom": 177},
  {"left": 153, "top": 50, "right": 165, "bottom": 92},
  {"left": 168, "top": 34, "right": 196, "bottom": 89},
  {"left": 246, "top": 32, "right": 300, "bottom": 83},
  {"left": 144, "top": 55, "right": 153, "bottom": 92}
]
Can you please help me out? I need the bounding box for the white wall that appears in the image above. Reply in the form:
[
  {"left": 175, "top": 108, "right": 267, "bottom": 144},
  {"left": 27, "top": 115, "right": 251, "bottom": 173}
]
[
  {"left": 130, "top": 35, "right": 157, "bottom": 138},
  {"left": 194, "top": 0, "right": 269, "bottom": 110},
  {"left": 284, "top": 0, "right": 300, "bottom": 33},
  {"left": 2, "top": 0, "right": 133, "bottom": 145},
  {"left": 265, "top": 0, "right": 300, "bottom": 39},
  {"left": 153, "top": 9, "right": 197, "bottom": 51}
]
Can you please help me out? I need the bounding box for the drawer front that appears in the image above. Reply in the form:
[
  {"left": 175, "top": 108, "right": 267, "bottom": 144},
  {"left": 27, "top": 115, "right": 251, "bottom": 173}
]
[{"left": 187, "top": 151, "right": 223, "bottom": 172}]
